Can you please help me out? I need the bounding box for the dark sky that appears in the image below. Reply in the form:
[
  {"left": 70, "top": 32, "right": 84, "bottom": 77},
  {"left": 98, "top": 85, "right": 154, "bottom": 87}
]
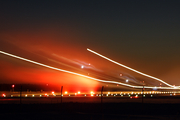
[{"left": 0, "top": 0, "right": 180, "bottom": 89}]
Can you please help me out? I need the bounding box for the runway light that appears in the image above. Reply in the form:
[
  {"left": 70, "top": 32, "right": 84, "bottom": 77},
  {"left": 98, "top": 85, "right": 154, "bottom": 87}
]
[
  {"left": 40, "top": 95, "right": 42, "bottom": 97},
  {"left": 69, "top": 94, "right": 70, "bottom": 96},
  {"left": 11, "top": 95, "right": 13, "bottom": 97},
  {"left": 126, "top": 79, "right": 129, "bottom": 82},
  {"left": 78, "top": 91, "right": 81, "bottom": 94},
  {"left": 75, "top": 93, "right": 77, "bottom": 95},
  {"left": 32, "top": 95, "right": 34, "bottom": 97},
  {"left": 90, "top": 91, "right": 94, "bottom": 96},
  {"left": 25, "top": 94, "right": 27, "bottom": 97},
  {"left": 45, "top": 93, "right": 47, "bottom": 96},
  {"left": 52, "top": 91, "right": 54, "bottom": 94},
  {"left": 12, "top": 84, "right": 15, "bottom": 88},
  {"left": 85, "top": 94, "right": 86, "bottom": 96},
  {"left": 81, "top": 65, "right": 84, "bottom": 69},
  {"left": 65, "top": 91, "right": 68, "bottom": 94},
  {"left": 2, "top": 94, "right": 6, "bottom": 97}
]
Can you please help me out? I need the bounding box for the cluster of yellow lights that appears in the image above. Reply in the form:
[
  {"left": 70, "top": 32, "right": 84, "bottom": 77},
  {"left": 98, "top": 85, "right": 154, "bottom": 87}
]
[
  {"left": 87, "top": 48, "right": 176, "bottom": 88},
  {"left": 0, "top": 50, "right": 178, "bottom": 89}
]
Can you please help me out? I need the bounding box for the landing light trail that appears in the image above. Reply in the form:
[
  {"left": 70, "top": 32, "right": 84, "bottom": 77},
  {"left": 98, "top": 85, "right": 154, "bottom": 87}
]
[
  {"left": 0, "top": 50, "right": 177, "bottom": 89},
  {"left": 87, "top": 48, "right": 175, "bottom": 88}
]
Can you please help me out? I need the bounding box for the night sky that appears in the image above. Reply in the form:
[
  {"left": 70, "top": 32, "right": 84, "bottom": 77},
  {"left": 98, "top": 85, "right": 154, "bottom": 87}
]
[{"left": 0, "top": 1, "right": 180, "bottom": 90}]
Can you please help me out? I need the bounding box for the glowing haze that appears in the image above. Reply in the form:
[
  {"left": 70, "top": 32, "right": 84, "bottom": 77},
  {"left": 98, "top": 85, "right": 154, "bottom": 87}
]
[{"left": 0, "top": 50, "right": 179, "bottom": 89}]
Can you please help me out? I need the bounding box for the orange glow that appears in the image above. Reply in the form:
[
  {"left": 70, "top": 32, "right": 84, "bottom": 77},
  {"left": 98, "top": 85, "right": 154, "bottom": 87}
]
[{"left": 0, "top": 60, "right": 99, "bottom": 91}]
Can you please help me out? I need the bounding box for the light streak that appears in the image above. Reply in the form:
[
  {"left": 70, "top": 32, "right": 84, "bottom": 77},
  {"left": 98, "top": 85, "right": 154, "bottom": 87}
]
[
  {"left": 87, "top": 48, "right": 174, "bottom": 87},
  {"left": 0, "top": 50, "right": 179, "bottom": 89}
]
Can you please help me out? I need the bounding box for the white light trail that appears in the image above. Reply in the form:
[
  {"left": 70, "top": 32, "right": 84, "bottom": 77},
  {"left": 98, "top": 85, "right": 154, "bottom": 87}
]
[
  {"left": 87, "top": 48, "right": 175, "bottom": 87},
  {"left": 0, "top": 50, "right": 179, "bottom": 89}
]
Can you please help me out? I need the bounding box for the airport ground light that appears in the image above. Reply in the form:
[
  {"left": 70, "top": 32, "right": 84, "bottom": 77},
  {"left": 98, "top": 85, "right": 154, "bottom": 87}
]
[{"left": 1, "top": 90, "right": 178, "bottom": 98}]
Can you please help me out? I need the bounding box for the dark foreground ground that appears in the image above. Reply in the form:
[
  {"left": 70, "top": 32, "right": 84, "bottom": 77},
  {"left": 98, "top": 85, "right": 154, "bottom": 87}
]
[
  {"left": 1, "top": 102, "right": 180, "bottom": 120},
  {"left": 1, "top": 96, "right": 180, "bottom": 120}
]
